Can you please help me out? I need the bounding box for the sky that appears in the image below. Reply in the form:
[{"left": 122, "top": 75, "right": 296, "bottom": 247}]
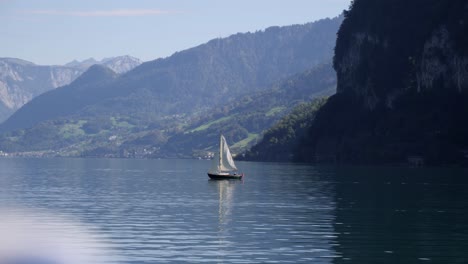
[{"left": 1, "top": 0, "right": 351, "bottom": 65}]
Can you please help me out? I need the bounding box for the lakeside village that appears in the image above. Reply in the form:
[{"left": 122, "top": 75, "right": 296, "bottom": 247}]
[
  {"left": 3, "top": 149, "right": 468, "bottom": 167},
  {"left": 0, "top": 149, "right": 216, "bottom": 160}
]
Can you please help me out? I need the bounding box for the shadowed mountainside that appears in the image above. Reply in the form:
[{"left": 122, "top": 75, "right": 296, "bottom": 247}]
[{"left": 294, "top": 0, "right": 468, "bottom": 165}]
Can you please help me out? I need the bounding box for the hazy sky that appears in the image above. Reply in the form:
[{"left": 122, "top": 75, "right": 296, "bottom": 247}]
[{"left": 1, "top": 0, "right": 351, "bottom": 65}]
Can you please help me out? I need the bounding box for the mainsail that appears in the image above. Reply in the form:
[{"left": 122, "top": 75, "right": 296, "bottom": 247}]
[{"left": 209, "top": 135, "right": 238, "bottom": 173}]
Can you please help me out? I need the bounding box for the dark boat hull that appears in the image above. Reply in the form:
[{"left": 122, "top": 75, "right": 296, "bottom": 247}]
[{"left": 207, "top": 173, "right": 243, "bottom": 180}]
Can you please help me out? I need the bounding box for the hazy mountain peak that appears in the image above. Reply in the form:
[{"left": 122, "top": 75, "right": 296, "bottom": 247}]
[
  {"left": 85, "top": 63, "right": 115, "bottom": 73},
  {"left": 82, "top": 58, "right": 98, "bottom": 64},
  {"left": 64, "top": 57, "right": 98, "bottom": 69},
  {"left": 0, "top": 57, "right": 35, "bottom": 66},
  {"left": 72, "top": 64, "right": 117, "bottom": 86},
  {"left": 65, "top": 56, "right": 141, "bottom": 74},
  {"left": 65, "top": 59, "right": 81, "bottom": 67},
  {"left": 100, "top": 56, "right": 142, "bottom": 74},
  {"left": 101, "top": 55, "right": 139, "bottom": 63}
]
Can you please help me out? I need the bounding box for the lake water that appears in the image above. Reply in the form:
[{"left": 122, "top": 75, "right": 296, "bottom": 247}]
[{"left": 0, "top": 158, "right": 467, "bottom": 263}]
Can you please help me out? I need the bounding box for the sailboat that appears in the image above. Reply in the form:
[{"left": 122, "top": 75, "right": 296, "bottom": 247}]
[{"left": 208, "top": 135, "right": 244, "bottom": 180}]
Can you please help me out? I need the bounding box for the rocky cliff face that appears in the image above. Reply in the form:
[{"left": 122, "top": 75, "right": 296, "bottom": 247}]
[
  {"left": 333, "top": 0, "right": 468, "bottom": 106},
  {"left": 0, "top": 60, "right": 81, "bottom": 121},
  {"left": 0, "top": 56, "right": 141, "bottom": 122},
  {"left": 417, "top": 27, "right": 468, "bottom": 93},
  {"left": 296, "top": 0, "right": 468, "bottom": 165}
]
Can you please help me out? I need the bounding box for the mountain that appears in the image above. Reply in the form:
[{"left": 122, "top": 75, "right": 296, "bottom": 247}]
[
  {"left": 0, "top": 15, "right": 342, "bottom": 157},
  {"left": 65, "top": 56, "right": 141, "bottom": 74},
  {"left": 293, "top": 0, "right": 468, "bottom": 165},
  {"left": 0, "top": 56, "right": 141, "bottom": 122},
  {"left": 0, "top": 58, "right": 82, "bottom": 121},
  {"left": 65, "top": 58, "right": 98, "bottom": 68},
  {"left": 239, "top": 98, "right": 327, "bottom": 162},
  {"left": 1, "top": 65, "right": 118, "bottom": 132},
  {"left": 0, "top": 63, "right": 335, "bottom": 157},
  {"left": 157, "top": 63, "right": 336, "bottom": 158},
  {"left": 0, "top": 16, "right": 342, "bottom": 133}
]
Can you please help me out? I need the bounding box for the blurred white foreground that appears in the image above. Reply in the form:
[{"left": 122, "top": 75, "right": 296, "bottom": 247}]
[{"left": 0, "top": 207, "right": 114, "bottom": 264}]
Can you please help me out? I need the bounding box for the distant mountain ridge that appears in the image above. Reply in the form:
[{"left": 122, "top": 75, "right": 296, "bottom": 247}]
[
  {"left": 0, "top": 16, "right": 343, "bottom": 157},
  {"left": 0, "top": 63, "right": 336, "bottom": 157},
  {"left": 1, "top": 65, "right": 118, "bottom": 132},
  {"left": 1, "top": 16, "right": 343, "bottom": 133},
  {"left": 0, "top": 58, "right": 35, "bottom": 66},
  {"left": 65, "top": 56, "right": 141, "bottom": 73},
  {"left": 0, "top": 55, "right": 141, "bottom": 122}
]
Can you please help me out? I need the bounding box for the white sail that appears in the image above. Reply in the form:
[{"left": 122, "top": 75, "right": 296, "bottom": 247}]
[
  {"left": 220, "top": 135, "right": 238, "bottom": 172},
  {"left": 209, "top": 148, "right": 221, "bottom": 173},
  {"left": 209, "top": 135, "right": 237, "bottom": 173}
]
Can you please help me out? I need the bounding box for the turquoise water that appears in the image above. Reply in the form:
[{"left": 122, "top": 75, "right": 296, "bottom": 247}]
[{"left": 0, "top": 158, "right": 467, "bottom": 263}]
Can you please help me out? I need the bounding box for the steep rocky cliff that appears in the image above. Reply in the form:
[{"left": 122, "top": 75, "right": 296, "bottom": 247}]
[
  {"left": 296, "top": 0, "right": 468, "bottom": 165},
  {"left": 334, "top": 0, "right": 468, "bottom": 107},
  {"left": 0, "top": 59, "right": 81, "bottom": 119}
]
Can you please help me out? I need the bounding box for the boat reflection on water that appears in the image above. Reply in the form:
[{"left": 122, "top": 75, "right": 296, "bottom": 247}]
[
  {"left": 209, "top": 179, "right": 241, "bottom": 252},
  {"left": 216, "top": 180, "right": 237, "bottom": 227},
  {"left": 0, "top": 207, "right": 115, "bottom": 264}
]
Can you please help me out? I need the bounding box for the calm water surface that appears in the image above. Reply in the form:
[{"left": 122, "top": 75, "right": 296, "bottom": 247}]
[{"left": 0, "top": 158, "right": 467, "bottom": 263}]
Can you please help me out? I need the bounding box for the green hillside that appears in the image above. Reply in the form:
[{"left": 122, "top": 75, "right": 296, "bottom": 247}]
[
  {"left": 0, "top": 17, "right": 342, "bottom": 158},
  {"left": 241, "top": 99, "right": 327, "bottom": 162},
  {"left": 0, "top": 64, "right": 336, "bottom": 158}
]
